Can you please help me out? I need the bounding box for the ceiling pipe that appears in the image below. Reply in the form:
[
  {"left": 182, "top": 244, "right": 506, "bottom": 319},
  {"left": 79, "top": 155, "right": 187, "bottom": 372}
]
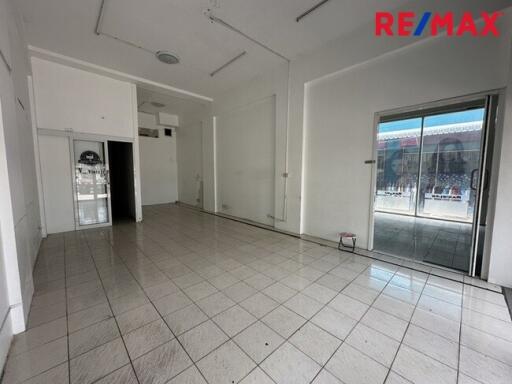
[
  {"left": 210, "top": 51, "right": 246, "bottom": 77},
  {"left": 0, "top": 49, "right": 12, "bottom": 73},
  {"left": 205, "top": 11, "right": 290, "bottom": 62},
  {"left": 296, "top": 0, "right": 332, "bottom": 23},
  {"left": 95, "top": 0, "right": 107, "bottom": 35},
  {"left": 94, "top": 0, "right": 155, "bottom": 54}
]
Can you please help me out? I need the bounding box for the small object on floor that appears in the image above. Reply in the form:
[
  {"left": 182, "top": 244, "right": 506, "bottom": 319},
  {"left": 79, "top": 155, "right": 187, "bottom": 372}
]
[{"left": 338, "top": 232, "right": 356, "bottom": 252}]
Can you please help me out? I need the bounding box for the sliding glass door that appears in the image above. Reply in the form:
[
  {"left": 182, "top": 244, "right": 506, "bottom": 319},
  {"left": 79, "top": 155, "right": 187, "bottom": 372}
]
[
  {"left": 73, "top": 139, "right": 111, "bottom": 227},
  {"left": 373, "top": 98, "right": 493, "bottom": 273},
  {"left": 375, "top": 118, "right": 421, "bottom": 215},
  {"left": 417, "top": 109, "right": 485, "bottom": 222}
]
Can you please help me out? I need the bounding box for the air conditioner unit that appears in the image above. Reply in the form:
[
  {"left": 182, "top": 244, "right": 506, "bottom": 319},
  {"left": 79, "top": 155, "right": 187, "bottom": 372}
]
[{"left": 158, "top": 112, "right": 179, "bottom": 128}]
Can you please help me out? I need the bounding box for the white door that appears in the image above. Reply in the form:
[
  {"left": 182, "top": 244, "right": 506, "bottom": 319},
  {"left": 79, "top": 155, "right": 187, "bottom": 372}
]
[{"left": 39, "top": 134, "right": 75, "bottom": 233}]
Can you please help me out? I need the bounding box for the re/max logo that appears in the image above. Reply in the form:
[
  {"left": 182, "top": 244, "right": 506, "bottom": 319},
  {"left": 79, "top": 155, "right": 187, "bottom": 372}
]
[{"left": 375, "top": 11, "right": 503, "bottom": 37}]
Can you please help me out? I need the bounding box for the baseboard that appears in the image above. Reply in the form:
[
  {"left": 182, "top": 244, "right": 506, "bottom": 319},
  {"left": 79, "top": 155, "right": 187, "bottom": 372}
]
[{"left": 0, "top": 308, "right": 13, "bottom": 374}]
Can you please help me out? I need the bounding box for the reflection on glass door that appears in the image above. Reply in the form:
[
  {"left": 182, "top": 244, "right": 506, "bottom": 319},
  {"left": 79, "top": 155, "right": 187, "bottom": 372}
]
[
  {"left": 417, "top": 109, "right": 484, "bottom": 222},
  {"left": 73, "top": 140, "right": 110, "bottom": 226},
  {"left": 373, "top": 101, "right": 489, "bottom": 273},
  {"left": 375, "top": 118, "right": 421, "bottom": 215}
]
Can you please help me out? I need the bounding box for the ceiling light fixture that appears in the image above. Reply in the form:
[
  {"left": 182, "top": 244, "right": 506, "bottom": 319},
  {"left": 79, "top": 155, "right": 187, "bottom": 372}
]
[
  {"left": 150, "top": 101, "right": 166, "bottom": 108},
  {"left": 156, "top": 51, "right": 180, "bottom": 65},
  {"left": 296, "top": 0, "right": 332, "bottom": 23}
]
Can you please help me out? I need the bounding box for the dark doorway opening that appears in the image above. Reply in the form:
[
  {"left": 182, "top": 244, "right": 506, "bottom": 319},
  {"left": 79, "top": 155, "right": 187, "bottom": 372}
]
[{"left": 108, "top": 141, "right": 136, "bottom": 222}]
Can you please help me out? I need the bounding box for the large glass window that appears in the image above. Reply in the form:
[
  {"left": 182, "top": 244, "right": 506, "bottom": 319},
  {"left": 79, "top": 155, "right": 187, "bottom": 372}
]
[
  {"left": 417, "top": 109, "right": 485, "bottom": 222},
  {"left": 373, "top": 104, "right": 486, "bottom": 272},
  {"left": 375, "top": 108, "right": 484, "bottom": 222},
  {"left": 375, "top": 118, "right": 422, "bottom": 215}
]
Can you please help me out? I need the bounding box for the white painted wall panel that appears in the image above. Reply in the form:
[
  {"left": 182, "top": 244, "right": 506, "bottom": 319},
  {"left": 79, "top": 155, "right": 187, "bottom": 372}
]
[
  {"left": 138, "top": 112, "right": 178, "bottom": 205},
  {"left": 177, "top": 120, "right": 204, "bottom": 207},
  {"left": 0, "top": 0, "right": 42, "bottom": 363},
  {"left": 0, "top": 202, "right": 12, "bottom": 371},
  {"left": 212, "top": 65, "right": 288, "bottom": 227},
  {"left": 489, "top": 63, "right": 512, "bottom": 288},
  {"left": 31, "top": 57, "right": 134, "bottom": 138},
  {"left": 38, "top": 135, "right": 75, "bottom": 233},
  {"left": 216, "top": 96, "right": 275, "bottom": 225}
]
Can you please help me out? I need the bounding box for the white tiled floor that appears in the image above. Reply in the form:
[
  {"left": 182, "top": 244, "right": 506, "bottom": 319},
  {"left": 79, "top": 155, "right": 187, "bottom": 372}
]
[{"left": 3, "top": 204, "right": 512, "bottom": 384}]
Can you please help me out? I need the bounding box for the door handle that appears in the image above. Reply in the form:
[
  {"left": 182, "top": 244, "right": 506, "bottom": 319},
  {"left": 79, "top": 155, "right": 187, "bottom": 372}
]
[
  {"left": 483, "top": 168, "right": 490, "bottom": 191},
  {"left": 470, "top": 169, "right": 478, "bottom": 190}
]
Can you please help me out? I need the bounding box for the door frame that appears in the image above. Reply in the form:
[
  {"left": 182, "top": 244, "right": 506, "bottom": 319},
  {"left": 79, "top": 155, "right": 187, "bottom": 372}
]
[
  {"left": 37, "top": 128, "right": 134, "bottom": 231},
  {"left": 70, "top": 138, "right": 112, "bottom": 230},
  {"left": 368, "top": 89, "right": 503, "bottom": 276}
]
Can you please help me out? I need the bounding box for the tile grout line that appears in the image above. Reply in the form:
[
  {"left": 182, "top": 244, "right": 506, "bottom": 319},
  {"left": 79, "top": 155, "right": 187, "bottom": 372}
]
[
  {"left": 93, "top": 230, "right": 213, "bottom": 384},
  {"left": 457, "top": 287, "right": 465, "bottom": 384},
  {"left": 116, "top": 236, "right": 356, "bottom": 383},
  {"left": 381, "top": 273, "right": 430, "bottom": 383},
  {"left": 63, "top": 237, "right": 72, "bottom": 384},
  {"left": 307, "top": 264, "right": 402, "bottom": 383},
  {"left": 4, "top": 241, "right": 69, "bottom": 384},
  {"left": 244, "top": 258, "right": 397, "bottom": 382},
  {"left": 233, "top": 257, "right": 365, "bottom": 383},
  {"left": 81, "top": 233, "right": 143, "bottom": 384}
]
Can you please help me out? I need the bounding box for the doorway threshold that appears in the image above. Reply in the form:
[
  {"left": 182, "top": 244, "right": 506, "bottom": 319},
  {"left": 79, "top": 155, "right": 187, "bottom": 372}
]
[
  {"left": 369, "top": 248, "right": 502, "bottom": 293},
  {"left": 301, "top": 234, "right": 502, "bottom": 293}
]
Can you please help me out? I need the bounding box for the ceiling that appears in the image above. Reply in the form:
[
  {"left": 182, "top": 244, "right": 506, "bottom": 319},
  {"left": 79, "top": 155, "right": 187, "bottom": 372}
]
[
  {"left": 137, "top": 87, "right": 208, "bottom": 119},
  {"left": 16, "top": 0, "right": 407, "bottom": 98},
  {"left": 17, "top": 0, "right": 511, "bottom": 99}
]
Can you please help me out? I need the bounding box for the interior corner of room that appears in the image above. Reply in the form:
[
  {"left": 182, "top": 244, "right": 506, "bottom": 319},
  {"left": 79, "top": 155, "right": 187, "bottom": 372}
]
[{"left": 1, "top": 0, "right": 512, "bottom": 378}]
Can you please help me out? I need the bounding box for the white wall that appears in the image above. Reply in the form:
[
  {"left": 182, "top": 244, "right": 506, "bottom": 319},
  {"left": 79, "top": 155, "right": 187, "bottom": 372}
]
[
  {"left": 31, "top": 57, "right": 134, "bottom": 138},
  {"left": 216, "top": 95, "right": 276, "bottom": 225},
  {"left": 138, "top": 112, "right": 178, "bottom": 205},
  {"left": 0, "top": 0, "right": 42, "bottom": 367},
  {"left": 488, "top": 54, "right": 512, "bottom": 287},
  {"left": 302, "top": 27, "right": 511, "bottom": 247},
  {"left": 32, "top": 59, "right": 143, "bottom": 232},
  {"left": 176, "top": 103, "right": 212, "bottom": 208},
  {"left": 177, "top": 120, "right": 203, "bottom": 207},
  {"left": 212, "top": 64, "right": 289, "bottom": 226},
  {"left": 38, "top": 135, "right": 75, "bottom": 233},
  {"left": 0, "top": 230, "right": 12, "bottom": 371}
]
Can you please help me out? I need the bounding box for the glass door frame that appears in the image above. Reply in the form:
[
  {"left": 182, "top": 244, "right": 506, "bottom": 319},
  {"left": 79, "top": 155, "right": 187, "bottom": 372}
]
[
  {"left": 368, "top": 90, "right": 501, "bottom": 276},
  {"left": 70, "top": 137, "right": 112, "bottom": 230},
  {"left": 36, "top": 128, "right": 133, "bottom": 231}
]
